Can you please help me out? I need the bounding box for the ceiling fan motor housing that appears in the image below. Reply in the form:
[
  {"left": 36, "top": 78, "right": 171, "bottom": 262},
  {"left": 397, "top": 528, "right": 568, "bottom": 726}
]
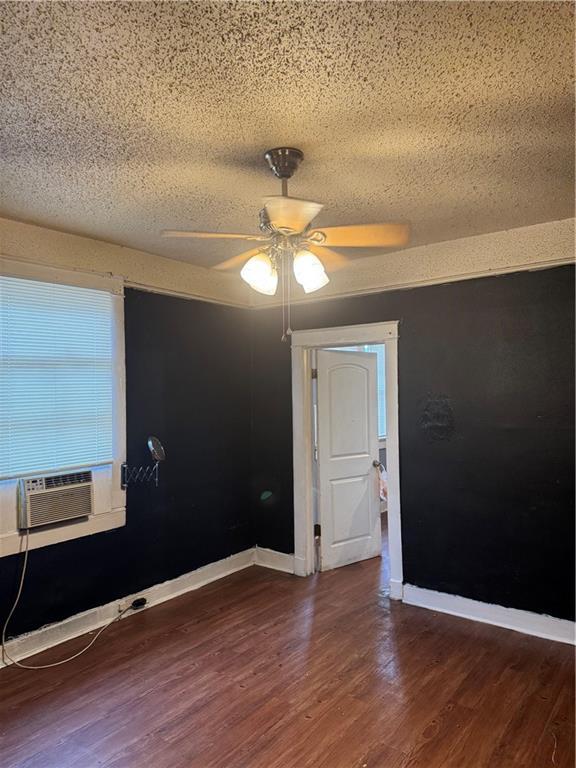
[{"left": 264, "top": 147, "right": 304, "bottom": 179}]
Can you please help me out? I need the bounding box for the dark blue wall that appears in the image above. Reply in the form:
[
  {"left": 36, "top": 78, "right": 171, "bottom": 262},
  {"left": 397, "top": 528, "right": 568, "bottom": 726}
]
[
  {"left": 0, "top": 266, "right": 573, "bottom": 638},
  {"left": 250, "top": 266, "right": 575, "bottom": 621},
  {"left": 0, "top": 290, "right": 253, "bottom": 637}
]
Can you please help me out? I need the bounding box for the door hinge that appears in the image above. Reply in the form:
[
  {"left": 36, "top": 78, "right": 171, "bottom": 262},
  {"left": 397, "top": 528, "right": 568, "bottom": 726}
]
[
  {"left": 314, "top": 523, "right": 321, "bottom": 538},
  {"left": 311, "top": 368, "right": 318, "bottom": 379}
]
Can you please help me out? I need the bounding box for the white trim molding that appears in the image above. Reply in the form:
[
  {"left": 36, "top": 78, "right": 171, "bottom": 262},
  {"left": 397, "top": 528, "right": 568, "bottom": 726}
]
[
  {"left": 291, "top": 322, "right": 403, "bottom": 595},
  {"left": 254, "top": 547, "right": 295, "bottom": 574},
  {"left": 290, "top": 320, "right": 399, "bottom": 348},
  {"left": 0, "top": 255, "right": 124, "bottom": 295},
  {"left": 1, "top": 216, "right": 573, "bottom": 311},
  {"left": 389, "top": 579, "right": 404, "bottom": 600},
  {"left": 252, "top": 218, "right": 575, "bottom": 307},
  {"left": 0, "top": 260, "right": 127, "bottom": 555},
  {"left": 0, "top": 216, "right": 248, "bottom": 308},
  {"left": 1, "top": 547, "right": 294, "bottom": 666},
  {"left": 403, "top": 584, "right": 576, "bottom": 645},
  {"left": 0, "top": 509, "right": 126, "bottom": 558}
]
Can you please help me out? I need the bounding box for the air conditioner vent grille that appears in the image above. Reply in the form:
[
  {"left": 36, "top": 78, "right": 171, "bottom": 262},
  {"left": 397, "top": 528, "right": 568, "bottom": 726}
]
[
  {"left": 18, "top": 470, "right": 94, "bottom": 530},
  {"left": 28, "top": 485, "right": 92, "bottom": 527},
  {"left": 45, "top": 471, "right": 92, "bottom": 489}
]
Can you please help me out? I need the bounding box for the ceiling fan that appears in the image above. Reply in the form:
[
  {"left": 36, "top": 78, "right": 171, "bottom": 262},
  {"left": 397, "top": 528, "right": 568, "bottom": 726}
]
[{"left": 161, "top": 147, "right": 410, "bottom": 298}]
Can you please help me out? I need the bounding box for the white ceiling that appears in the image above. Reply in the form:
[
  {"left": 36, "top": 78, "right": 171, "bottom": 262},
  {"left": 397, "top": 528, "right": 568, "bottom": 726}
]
[{"left": 1, "top": 1, "right": 574, "bottom": 269}]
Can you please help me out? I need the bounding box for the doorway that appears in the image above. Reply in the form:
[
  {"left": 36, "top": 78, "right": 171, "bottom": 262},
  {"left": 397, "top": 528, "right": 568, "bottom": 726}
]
[{"left": 291, "top": 322, "right": 403, "bottom": 599}]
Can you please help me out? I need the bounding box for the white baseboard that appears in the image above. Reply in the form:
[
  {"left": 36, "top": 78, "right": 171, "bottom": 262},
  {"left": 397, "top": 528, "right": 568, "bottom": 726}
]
[
  {"left": 1, "top": 546, "right": 295, "bottom": 667},
  {"left": 254, "top": 546, "right": 295, "bottom": 574},
  {"left": 389, "top": 578, "right": 403, "bottom": 600},
  {"left": 403, "top": 584, "right": 575, "bottom": 645},
  {"left": 293, "top": 555, "right": 310, "bottom": 577}
]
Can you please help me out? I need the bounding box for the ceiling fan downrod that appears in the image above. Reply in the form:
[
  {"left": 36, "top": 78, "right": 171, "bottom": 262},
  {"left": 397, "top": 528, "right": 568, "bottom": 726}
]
[{"left": 264, "top": 147, "right": 304, "bottom": 340}]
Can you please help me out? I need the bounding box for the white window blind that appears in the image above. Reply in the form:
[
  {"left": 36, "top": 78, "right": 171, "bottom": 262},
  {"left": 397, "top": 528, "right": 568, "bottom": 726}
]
[{"left": 0, "top": 275, "right": 114, "bottom": 480}]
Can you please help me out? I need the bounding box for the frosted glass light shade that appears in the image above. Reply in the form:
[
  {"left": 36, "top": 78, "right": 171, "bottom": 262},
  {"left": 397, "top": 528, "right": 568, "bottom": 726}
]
[
  {"left": 293, "top": 249, "right": 330, "bottom": 293},
  {"left": 302, "top": 270, "right": 329, "bottom": 293},
  {"left": 255, "top": 270, "right": 278, "bottom": 296},
  {"left": 240, "top": 253, "right": 278, "bottom": 295}
]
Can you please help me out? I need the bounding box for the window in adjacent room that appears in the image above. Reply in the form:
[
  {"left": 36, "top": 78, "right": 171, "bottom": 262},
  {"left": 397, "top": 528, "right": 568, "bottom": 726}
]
[{"left": 328, "top": 344, "right": 386, "bottom": 438}]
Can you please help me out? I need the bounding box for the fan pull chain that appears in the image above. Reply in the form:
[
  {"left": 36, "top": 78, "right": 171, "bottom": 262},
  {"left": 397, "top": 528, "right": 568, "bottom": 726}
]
[
  {"left": 281, "top": 249, "right": 287, "bottom": 342},
  {"left": 280, "top": 249, "right": 293, "bottom": 342},
  {"left": 286, "top": 252, "right": 292, "bottom": 338},
  {"left": 279, "top": 166, "right": 290, "bottom": 344}
]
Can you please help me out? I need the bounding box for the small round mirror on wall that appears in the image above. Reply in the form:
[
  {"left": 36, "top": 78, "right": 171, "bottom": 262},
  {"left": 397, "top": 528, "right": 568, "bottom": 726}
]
[{"left": 147, "top": 436, "right": 166, "bottom": 462}]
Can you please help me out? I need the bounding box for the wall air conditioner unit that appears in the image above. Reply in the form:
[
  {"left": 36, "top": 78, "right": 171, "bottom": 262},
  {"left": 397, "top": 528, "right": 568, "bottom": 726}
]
[{"left": 18, "top": 470, "right": 94, "bottom": 531}]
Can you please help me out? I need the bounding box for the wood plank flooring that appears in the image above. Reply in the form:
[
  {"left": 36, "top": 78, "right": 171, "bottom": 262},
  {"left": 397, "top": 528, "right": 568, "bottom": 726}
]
[{"left": 0, "top": 549, "right": 573, "bottom": 768}]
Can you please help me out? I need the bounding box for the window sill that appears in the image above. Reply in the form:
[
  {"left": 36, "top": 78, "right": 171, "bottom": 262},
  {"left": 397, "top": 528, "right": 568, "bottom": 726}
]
[{"left": 0, "top": 508, "right": 126, "bottom": 558}]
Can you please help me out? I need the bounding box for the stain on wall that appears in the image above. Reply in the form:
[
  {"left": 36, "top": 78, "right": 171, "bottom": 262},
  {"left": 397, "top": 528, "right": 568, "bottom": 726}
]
[{"left": 420, "top": 395, "right": 455, "bottom": 442}]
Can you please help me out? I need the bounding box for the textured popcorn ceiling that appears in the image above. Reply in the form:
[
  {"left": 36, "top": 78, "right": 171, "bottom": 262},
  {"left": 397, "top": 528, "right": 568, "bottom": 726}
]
[{"left": 1, "top": 1, "right": 574, "bottom": 269}]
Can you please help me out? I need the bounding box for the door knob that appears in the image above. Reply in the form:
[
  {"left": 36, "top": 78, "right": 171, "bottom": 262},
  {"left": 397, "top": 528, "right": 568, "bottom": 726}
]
[{"left": 372, "top": 459, "right": 382, "bottom": 468}]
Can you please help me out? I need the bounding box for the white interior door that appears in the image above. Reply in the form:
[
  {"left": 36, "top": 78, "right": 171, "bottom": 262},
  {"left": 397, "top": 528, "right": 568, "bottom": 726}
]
[{"left": 317, "top": 349, "right": 381, "bottom": 571}]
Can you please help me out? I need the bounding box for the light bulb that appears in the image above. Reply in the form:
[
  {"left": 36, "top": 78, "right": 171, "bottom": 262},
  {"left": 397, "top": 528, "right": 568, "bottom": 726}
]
[
  {"left": 293, "top": 249, "right": 330, "bottom": 293},
  {"left": 240, "top": 253, "right": 278, "bottom": 295}
]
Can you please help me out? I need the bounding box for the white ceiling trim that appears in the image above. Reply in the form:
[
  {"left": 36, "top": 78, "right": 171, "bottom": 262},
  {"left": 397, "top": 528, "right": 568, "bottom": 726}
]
[
  {"left": 251, "top": 217, "right": 575, "bottom": 308},
  {"left": 0, "top": 215, "right": 573, "bottom": 310},
  {"left": 0, "top": 216, "right": 249, "bottom": 308}
]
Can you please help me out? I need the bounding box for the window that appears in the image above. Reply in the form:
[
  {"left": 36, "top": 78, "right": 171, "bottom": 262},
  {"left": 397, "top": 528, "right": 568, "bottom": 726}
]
[
  {"left": 0, "top": 262, "right": 125, "bottom": 557},
  {"left": 363, "top": 344, "right": 386, "bottom": 439},
  {"left": 328, "top": 344, "right": 387, "bottom": 437},
  {"left": 0, "top": 275, "right": 114, "bottom": 479}
]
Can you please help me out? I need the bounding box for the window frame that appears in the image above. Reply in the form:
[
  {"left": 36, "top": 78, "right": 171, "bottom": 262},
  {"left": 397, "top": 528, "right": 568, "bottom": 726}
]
[{"left": 0, "top": 258, "right": 126, "bottom": 556}]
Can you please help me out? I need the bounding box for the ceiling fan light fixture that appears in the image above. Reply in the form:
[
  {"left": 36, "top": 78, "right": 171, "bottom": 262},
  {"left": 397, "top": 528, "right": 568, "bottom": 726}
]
[
  {"left": 240, "top": 252, "right": 278, "bottom": 295},
  {"left": 293, "top": 249, "right": 330, "bottom": 293},
  {"left": 161, "top": 147, "right": 410, "bottom": 337},
  {"left": 302, "top": 270, "right": 330, "bottom": 293}
]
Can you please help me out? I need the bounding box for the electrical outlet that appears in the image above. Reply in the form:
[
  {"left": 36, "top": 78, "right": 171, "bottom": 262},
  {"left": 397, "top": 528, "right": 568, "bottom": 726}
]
[{"left": 117, "top": 596, "right": 148, "bottom": 614}]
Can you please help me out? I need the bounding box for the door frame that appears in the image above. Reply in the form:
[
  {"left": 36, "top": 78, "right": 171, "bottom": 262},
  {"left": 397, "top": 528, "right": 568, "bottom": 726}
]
[{"left": 291, "top": 321, "right": 403, "bottom": 598}]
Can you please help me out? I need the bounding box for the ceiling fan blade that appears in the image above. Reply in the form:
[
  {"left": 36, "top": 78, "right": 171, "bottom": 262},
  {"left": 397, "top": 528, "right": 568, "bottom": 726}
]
[
  {"left": 306, "top": 245, "right": 350, "bottom": 272},
  {"left": 212, "top": 247, "right": 267, "bottom": 272},
  {"left": 263, "top": 196, "right": 323, "bottom": 234},
  {"left": 308, "top": 223, "right": 410, "bottom": 248},
  {"left": 161, "top": 230, "right": 267, "bottom": 241}
]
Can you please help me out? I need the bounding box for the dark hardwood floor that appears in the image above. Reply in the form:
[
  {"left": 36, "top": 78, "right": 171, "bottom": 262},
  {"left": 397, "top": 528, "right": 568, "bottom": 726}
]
[{"left": 0, "top": 543, "right": 573, "bottom": 768}]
